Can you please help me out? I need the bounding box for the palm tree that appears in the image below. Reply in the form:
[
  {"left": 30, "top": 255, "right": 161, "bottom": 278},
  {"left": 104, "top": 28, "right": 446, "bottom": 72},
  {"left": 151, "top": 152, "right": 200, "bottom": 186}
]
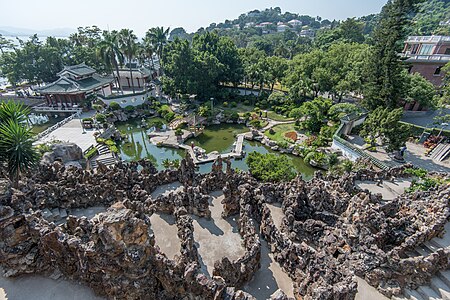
[
  {"left": 142, "top": 36, "right": 156, "bottom": 71},
  {"left": 118, "top": 29, "right": 138, "bottom": 94},
  {"left": 98, "top": 30, "right": 124, "bottom": 94},
  {"left": 145, "top": 27, "right": 170, "bottom": 73}
]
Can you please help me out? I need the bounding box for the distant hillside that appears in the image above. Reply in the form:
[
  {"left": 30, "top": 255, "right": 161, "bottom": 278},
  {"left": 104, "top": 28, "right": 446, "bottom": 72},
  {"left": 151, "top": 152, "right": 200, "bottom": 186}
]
[
  {"left": 0, "top": 26, "right": 75, "bottom": 37},
  {"left": 409, "top": 0, "right": 450, "bottom": 35}
]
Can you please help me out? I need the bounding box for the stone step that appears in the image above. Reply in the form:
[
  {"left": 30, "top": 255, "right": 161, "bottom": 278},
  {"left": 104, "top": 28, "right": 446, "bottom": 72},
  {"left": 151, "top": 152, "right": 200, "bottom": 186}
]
[
  {"left": 437, "top": 270, "right": 450, "bottom": 289},
  {"left": 424, "top": 241, "right": 441, "bottom": 252},
  {"left": 404, "top": 288, "right": 426, "bottom": 300},
  {"left": 417, "top": 285, "right": 441, "bottom": 300},
  {"left": 430, "top": 237, "right": 450, "bottom": 249},
  {"left": 51, "top": 208, "right": 62, "bottom": 221},
  {"left": 415, "top": 244, "right": 433, "bottom": 256},
  {"left": 406, "top": 249, "right": 422, "bottom": 257},
  {"left": 430, "top": 277, "right": 450, "bottom": 300},
  {"left": 41, "top": 208, "right": 53, "bottom": 220},
  {"left": 59, "top": 208, "right": 68, "bottom": 219}
]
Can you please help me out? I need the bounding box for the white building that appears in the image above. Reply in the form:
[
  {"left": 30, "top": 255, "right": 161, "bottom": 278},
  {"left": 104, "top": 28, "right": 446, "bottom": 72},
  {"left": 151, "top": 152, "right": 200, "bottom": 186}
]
[
  {"left": 288, "top": 19, "right": 303, "bottom": 27},
  {"left": 277, "top": 24, "right": 290, "bottom": 33}
]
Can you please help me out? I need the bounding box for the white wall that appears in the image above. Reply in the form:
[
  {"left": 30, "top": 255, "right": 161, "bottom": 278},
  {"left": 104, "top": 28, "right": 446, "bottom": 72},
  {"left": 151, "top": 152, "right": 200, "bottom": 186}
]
[
  {"left": 332, "top": 139, "right": 361, "bottom": 162},
  {"left": 99, "top": 90, "right": 155, "bottom": 108}
]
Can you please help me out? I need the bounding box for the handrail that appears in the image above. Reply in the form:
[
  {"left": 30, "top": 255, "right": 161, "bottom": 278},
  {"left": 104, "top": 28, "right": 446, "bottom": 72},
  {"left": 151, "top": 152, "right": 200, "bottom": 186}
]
[
  {"left": 36, "top": 112, "right": 80, "bottom": 140},
  {"left": 332, "top": 119, "right": 394, "bottom": 170}
]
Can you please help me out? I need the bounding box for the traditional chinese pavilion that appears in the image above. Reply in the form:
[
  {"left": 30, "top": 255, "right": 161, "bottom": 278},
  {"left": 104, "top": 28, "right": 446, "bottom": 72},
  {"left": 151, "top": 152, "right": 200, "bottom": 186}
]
[{"left": 36, "top": 63, "right": 114, "bottom": 107}]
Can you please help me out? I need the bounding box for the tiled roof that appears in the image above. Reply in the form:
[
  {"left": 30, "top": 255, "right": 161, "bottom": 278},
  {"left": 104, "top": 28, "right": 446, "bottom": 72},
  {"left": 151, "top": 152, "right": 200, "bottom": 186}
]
[
  {"left": 57, "top": 63, "right": 96, "bottom": 77},
  {"left": 37, "top": 74, "right": 114, "bottom": 94}
]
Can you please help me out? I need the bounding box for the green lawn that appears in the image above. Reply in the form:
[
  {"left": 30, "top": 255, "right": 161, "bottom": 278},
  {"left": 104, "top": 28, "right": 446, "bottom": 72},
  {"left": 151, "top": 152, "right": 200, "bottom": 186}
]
[
  {"left": 216, "top": 102, "right": 254, "bottom": 114},
  {"left": 264, "top": 123, "right": 299, "bottom": 144},
  {"left": 266, "top": 111, "right": 294, "bottom": 122}
]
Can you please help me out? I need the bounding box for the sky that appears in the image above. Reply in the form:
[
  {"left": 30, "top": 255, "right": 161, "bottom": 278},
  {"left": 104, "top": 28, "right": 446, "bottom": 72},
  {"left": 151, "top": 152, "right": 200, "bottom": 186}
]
[{"left": 0, "top": 0, "right": 388, "bottom": 37}]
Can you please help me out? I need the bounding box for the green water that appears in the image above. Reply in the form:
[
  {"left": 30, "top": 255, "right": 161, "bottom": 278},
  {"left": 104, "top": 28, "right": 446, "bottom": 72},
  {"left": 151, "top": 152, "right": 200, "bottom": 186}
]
[
  {"left": 116, "top": 118, "right": 185, "bottom": 170},
  {"left": 196, "top": 140, "right": 316, "bottom": 180},
  {"left": 185, "top": 123, "right": 249, "bottom": 153},
  {"left": 116, "top": 120, "right": 316, "bottom": 179}
]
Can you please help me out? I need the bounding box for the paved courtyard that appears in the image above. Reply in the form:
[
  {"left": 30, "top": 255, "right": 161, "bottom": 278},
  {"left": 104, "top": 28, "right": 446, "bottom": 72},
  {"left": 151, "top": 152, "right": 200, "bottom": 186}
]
[
  {"left": 347, "top": 135, "right": 450, "bottom": 173},
  {"left": 37, "top": 111, "right": 98, "bottom": 152}
]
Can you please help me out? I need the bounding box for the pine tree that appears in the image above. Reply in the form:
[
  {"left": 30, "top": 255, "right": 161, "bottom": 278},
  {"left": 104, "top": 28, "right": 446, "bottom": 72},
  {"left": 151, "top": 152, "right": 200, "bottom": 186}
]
[{"left": 364, "top": 0, "right": 423, "bottom": 110}]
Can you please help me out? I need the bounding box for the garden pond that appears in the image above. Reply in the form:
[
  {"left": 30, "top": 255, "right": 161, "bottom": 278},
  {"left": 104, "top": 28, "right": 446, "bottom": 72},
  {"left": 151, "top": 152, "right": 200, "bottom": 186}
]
[{"left": 116, "top": 119, "right": 316, "bottom": 180}]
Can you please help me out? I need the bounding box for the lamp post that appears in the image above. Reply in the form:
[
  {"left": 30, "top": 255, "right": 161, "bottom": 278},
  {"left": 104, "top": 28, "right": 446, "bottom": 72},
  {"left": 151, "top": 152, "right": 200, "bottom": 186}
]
[
  {"left": 438, "top": 123, "right": 449, "bottom": 137},
  {"left": 210, "top": 97, "right": 214, "bottom": 117}
]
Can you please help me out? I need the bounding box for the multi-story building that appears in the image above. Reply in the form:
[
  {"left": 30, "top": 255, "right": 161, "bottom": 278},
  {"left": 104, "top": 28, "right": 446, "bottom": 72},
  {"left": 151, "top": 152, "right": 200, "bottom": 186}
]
[{"left": 403, "top": 36, "right": 450, "bottom": 86}]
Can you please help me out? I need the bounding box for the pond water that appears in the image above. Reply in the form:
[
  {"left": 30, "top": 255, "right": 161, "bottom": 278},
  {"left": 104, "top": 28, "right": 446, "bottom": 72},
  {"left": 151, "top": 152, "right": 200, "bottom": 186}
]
[
  {"left": 30, "top": 113, "right": 70, "bottom": 134},
  {"left": 116, "top": 119, "right": 185, "bottom": 170},
  {"left": 116, "top": 119, "right": 316, "bottom": 179},
  {"left": 185, "top": 123, "right": 250, "bottom": 153}
]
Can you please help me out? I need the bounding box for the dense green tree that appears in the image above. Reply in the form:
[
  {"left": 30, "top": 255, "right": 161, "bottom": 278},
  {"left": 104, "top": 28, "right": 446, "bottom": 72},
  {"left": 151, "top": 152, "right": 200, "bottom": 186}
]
[
  {"left": 246, "top": 152, "right": 297, "bottom": 182},
  {"left": 361, "top": 107, "right": 410, "bottom": 153},
  {"left": 405, "top": 72, "right": 437, "bottom": 108},
  {"left": 289, "top": 97, "right": 332, "bottom": 133},
  {"left": 328, "top": 103, "right": 362, "bottom": 121},
  {"left": 265, "top": 56, "right": 288, "bottom": 91},
  {"left": 363, "top": 0, "right": 422, "bottom": 110}
]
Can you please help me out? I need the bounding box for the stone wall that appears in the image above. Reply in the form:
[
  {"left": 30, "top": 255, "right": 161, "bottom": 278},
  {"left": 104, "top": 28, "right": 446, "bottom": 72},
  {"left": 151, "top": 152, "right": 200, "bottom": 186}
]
[{"left": 0, "top": 156, "right": 449, "bottom": 299}]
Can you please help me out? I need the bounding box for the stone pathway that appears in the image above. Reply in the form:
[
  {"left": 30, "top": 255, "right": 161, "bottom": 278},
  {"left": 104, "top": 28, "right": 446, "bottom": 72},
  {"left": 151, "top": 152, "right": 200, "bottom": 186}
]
[
  {"left": 149, "top": 213, "right": 181, "bottom": 260},
  {"left": 0, "top": 269, "right": 104, "bottom": 300},
  {"left": 260, "top": 119, "right": 296, "bottom": 132},
  {"left": 243, "top": 238, "right": 295, "bottom": 299},
  {"left": 355, "top": 179, "right": 412, "bottom": 201},
  {"left": 192, "top": 191, "right": 245, "bottom": 277}
]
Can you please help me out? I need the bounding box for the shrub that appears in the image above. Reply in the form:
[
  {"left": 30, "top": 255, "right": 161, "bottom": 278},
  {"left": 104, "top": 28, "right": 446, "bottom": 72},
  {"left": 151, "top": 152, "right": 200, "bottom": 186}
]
[
  {"left": 229, "top": 112, "right": 239, "bottom": 121},
  {"left": 305, "top": 152, "right": 329, "bottom": 167},
  {"left": 175, "top": 128, "right": 184, "bottom": 136},
  {"left": 124, "top": 105, "right": 135, "bottom": 112},
  {"left": 82, "top": 117, "right": 93, "bottom": 122},
  {"left": 230, "top": 101, "right": 237, "bottom": 108},
  {"left": 164, "top": 112, "right": 176, "bottom": 122},
  {"left": 249, "top": 119, "right": 263, "bottom": 129},
  {"left": 277, "top": 141, "right": 290, "bottom": 149},
  {"left": 84, "top": 147, "right": 98, "bottom": 160},
  {"left": 92, "top": 104, "right": 103, "bottom": 111},
  {"left": 223, "top": 101, "right": 229, "bottom": 107},
  {"left": 243, "top": 100, "right": 250, "bottom": 106},
  {"left": 95, "top": 113, "right": 106, "bottom": 123},
  {"left": 149, "top": 119, "right": 164, "bottom": 129},
  {"left": 109, "top": 102, "right": 121, "bottom": 111},
  {"left": 246, "top": 152, "right": 297, "bottom": 182}
]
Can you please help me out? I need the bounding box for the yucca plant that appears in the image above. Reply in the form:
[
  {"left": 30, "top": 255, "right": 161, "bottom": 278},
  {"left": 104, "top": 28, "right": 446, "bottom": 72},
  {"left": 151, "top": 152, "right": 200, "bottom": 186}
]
[
  {"left": 0, "top": 119, "right": 38, "bottom": 188},
  {"left": 0, "top": 101, "right": 30, "bottom": 124}
]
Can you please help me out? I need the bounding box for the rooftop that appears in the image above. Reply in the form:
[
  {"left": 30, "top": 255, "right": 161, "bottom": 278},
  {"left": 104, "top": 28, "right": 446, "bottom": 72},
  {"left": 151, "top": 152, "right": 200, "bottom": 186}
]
[
  {"left": 57, "top": 63, "right": 96, "bottom": 77},
  {"left": 36, "top": 74, "right": 114, "bottom": 95}
]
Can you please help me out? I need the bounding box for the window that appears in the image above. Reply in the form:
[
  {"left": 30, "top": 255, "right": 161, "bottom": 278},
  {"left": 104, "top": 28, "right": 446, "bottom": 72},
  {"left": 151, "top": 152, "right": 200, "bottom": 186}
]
[
  {"left": 419, "top": 44, "right": 434, "bottom": 55},
  {"left": 434, "top": 67, "right": 442, "bottom": 76},
  {"left": 445, "top": 48, "right": 450, "bottom": 55}
]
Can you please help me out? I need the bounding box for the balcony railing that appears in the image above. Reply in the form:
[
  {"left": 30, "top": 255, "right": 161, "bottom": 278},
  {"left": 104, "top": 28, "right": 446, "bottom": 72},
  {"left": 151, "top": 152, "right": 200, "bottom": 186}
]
[
  {"left": 403, "top": 53, "right": 450, "bottom": 62},
  {"left": 406, "top": 36, "right": 450, "bottom": 43}
]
